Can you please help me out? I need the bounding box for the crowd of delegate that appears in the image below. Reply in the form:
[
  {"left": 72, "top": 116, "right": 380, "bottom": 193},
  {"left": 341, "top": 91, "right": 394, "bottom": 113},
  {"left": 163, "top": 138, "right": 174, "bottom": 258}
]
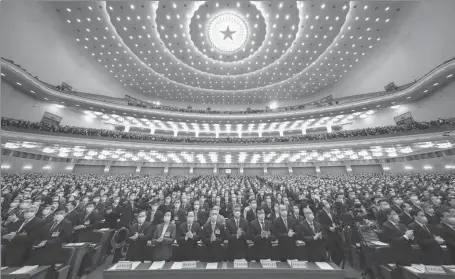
[
  {"left": 2, "top": 172, "right": 455, "bottom": 270},
  {"left": 1, "top": 117, "right": 447, "bottom": 144}
]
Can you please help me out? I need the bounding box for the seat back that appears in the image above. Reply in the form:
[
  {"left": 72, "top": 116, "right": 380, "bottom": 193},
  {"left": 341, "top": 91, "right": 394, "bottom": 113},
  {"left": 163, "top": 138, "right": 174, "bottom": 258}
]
[{"left": 62, "top": 246, "right": 76, "bottom": 266}]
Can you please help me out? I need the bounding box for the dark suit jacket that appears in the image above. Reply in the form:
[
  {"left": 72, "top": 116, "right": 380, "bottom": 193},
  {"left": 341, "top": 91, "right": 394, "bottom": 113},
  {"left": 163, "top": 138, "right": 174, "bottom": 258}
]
[
  {"left": 201, "top": 222, "right": 226, "bottom": 245},
  {"left": 3, "top": 217, "right": 46, "bottom": 266},
  {"left": 409, "top": 221, "right": 445, "bottom": 265},
  {"left": 299, "top": 219, "right": 326, "bottom": 261},
  {"left": 391, "top": 205, "right": 402, "bottom": 215},
  {"left": 128, "top": 221, "right": 153, "bottom": 239},
  {"left": 66, "top": 210, "right": 81, "bottom": 227},
  {"left": 178, "top": 221, "right": 201, "bottom": 246},
  {"left": 381, "top": 220, "right": 413, "bottom": 265},
  {"left": 399, "top": 211, "right": 414, "bottom": 228},
  {"left": 193, "top": 210, "right": 208, "bottom": 227},
  {"left": 250, "top": 219, "right": 275, "bottom": 242},
  {"left": 261, "top": 203, "right": 274, "bottom": 219},
  {"left": 120, "top": 201, "right": 138, "bottom": 227},
  {"left": 152, "top": 223, "right": 176, "bottom": 260},
  {"left": 171, "top": 208, "right": 186, "bottom": 226},
  {"left": 246, "top": 209, "right": 257, "bottom": 223},
  {"left": 226, "top": 217, "right": 249, "bottom": 242},
  {"left": 436, "top": 223, "right": 455, "bottom": 263},
  {"left": 42, "top": 219, "right": 73, "bottom": 244}
]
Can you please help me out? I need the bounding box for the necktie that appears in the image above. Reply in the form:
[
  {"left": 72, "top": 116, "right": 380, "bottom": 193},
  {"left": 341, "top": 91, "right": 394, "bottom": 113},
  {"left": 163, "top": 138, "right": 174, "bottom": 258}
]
[
  {"left": 423, "top": 224, "right": 431, "bottom": 234},
  {"left": 260, "top": 221, "right": 264, "bottom": 231},
  {"left": 235, "top": 219, "right": 239, "bottom": 229},
  {"left": 283, "top": 218, "right": 288, "bottom": 229},
  {"left": 17, "top": 221, "right": 27, "bottom": 233},
  {"left": 50, "top": 221, "right": 58, "bottom": 232},
  {"left": 139, "top": 223, "right": 143, "bottom": 233},
  {"left": 188, "top": 223, "right": 192, "bottom": 232},
  {"left": 309, "top": 222, "right": 315, "bottom": 233}
]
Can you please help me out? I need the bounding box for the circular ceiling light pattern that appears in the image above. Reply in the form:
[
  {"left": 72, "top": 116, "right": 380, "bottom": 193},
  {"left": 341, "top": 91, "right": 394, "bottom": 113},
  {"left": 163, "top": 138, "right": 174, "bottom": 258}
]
[
  {"left": 207, "top": 13, "right": 248, "bottom": 53},
  {"left": 188, "top": 0, "right": 267, "bottom": 63}
]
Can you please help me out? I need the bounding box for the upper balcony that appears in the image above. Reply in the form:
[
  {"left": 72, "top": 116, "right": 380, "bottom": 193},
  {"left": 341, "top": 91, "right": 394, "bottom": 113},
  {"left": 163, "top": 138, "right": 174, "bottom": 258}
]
[{"left": 1, "top": 57, "right": 455, "bottom": 123}]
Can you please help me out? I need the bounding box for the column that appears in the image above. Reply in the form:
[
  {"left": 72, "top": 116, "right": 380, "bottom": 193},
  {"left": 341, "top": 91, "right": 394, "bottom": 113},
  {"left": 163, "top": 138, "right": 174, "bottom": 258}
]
[
  {"left": 238, "top": 133, "right": 242, "bottom": 138},
  {"left": 149, "top": 126, "right": 155, "bottom": 134},
  {"left": 258, "top": 132, "right": 263, "bottom": 137},
  {"left": 288, "top": 166, "right": 293, "bottom": 174},
  {"left": 346, "top": 165, "right": 352, "bottom": 173},
  {"left": 240, "top": 166, "right": 244, "bottom": 174},
  {"left": 174, "top": 130, "right": 178, "bottom": 137},
  {"left": 189, "top": 166, "right": 194, "bottom": 174},
  {"left": 213, "top": 166, "right": 218, "bottom": 174},
  {"left": 279, "top": 130, "right": 284, "bottom": 137},
  {"left": 136, "top": 165, "right": 142, "bottom": 173},
  {"left": 263, "top": 167, "right": 268, "bottom": 175},
  {"left": 326, "top": 125, "right": 332, "bottom": 133},
  {"left": 382, "top": 164, "right": 391, "bottom": 172},
  {"left": 195, "top": 131, "right": 199, "bottom": 137},
  {"left": 315, "top": 166, "right": 321, "bottom": 173},
  {"left": 302, "top": 128, "right": 307, "bottom": 135},
  {"left": 215, "top": 133, "right": 219, "bottom": 138},
  {"left": 164, "top": 166, "right": 169, "bottom": 175},
  {"left": 124, "top": 125, "right": 130, "bottom": 132}
]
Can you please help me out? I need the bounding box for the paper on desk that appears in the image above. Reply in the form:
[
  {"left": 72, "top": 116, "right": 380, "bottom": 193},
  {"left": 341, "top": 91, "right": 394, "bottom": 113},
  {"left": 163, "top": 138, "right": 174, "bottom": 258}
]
[
  {"left": 410, "top": 264, "right": 425, "bottom": 273},
  {"left": 171, "top": 262, "right": 183, "bottom": 270},
  {"left": 1, "top": 267, "right": 8, "bottom": 271},
  {"left": 10, "top": 266, "right": 39, "bottom": 274},
  {"left": 98, "top": 228, "right": 110, "bottom": 231},
  {"left": 66, "top": 242, "right": 85, "bottom": 246},
  {"left": 149, "top": 261, "right": 166, "bottom": 270},
  {"left": 370, "top": 240, "right": 388, "bottom": 246},
  {"left": 315, "top": 262, "right": 333, "bottom": 270},
  {"left": 206, "top": 263, "right": 218, "bottom": 269},
  {"left": 131, "top": 262, "right": 141, "bottom": 270}
]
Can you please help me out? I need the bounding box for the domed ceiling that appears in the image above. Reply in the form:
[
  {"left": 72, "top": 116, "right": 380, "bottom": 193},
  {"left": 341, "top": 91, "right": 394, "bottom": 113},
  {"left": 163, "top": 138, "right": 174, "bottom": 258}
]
[{"left": 51, "top": 1, "right": 411, "bottom": 105}]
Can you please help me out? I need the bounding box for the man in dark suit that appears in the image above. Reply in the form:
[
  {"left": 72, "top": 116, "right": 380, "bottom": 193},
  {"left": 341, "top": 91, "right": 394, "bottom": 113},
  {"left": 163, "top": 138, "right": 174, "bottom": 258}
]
[
  {"left": 119, "top": 192, "right": 138, "bottom": 228},
  {"left": 317, "top": 199, "right": 343, "bottom": 265},
  {"left": 126, "top": 211, "right": 153, "bottom": 261},
  {"left": 27, "top": 209, "right": 73, "bottom": 265},
  {"left": 375, "top": 200, "right": 390, "bottom": 227},
  {"left": 226, "top": 204, "right": 249, "bottom": 260},
  {"left": 93, "top": 195, "right": 105, "bottom": 214},
  {"left": 171, "top": 200, "right": 186, "bottom": 229},
  {"left": 73, "top": 202, "right": 102, "bottom": 242},
  {"left": 202, "top": 208, "right": 226, "bottom": 262},
  {"left": 409, "top": 209, "right": 446, "bottom": 265},
  {"left": 273, "top": 204, "right": 297, "bottom": 261},
  {"left": 399, "top": 203, "right": 414, "bottom": 228},
  {"left": 178, "top": 211, "right": 202, "bottom": 261},
  {"left": 2, "top": 206, "right": 45, "bottom": 266},
  {"left": 66, "top": 201, "right": 81, "bottom": 228},
  {"left": 250, "top": 208, "right": 275, "bottom": 261},
  {"left": 291, "top": 205, "right": 304, "bottom": 224},
  {"left": 423, "top": 203, "right": 439, "bottom": 230},
  {"left": 261, "top": 195, "right": 274, "bottom": 220},
  {"left": 410, "top": 195, "right": 424, "bottom": 213},
  {"left": 40, "top": 205, "right": 55, "bottom": 225},
  {"left": 381, "top": 209, "right": 414, "bottom": 265},
  {"left": 390, "top": 197, "right": 402, "bottom": 215},
  {"left": 299, "top": 208, "right": 326, "bottom": 262},
  {"left": 158, "top": 196, "right": 173, "bottom": 213},
  {"left": 436, "top": 210, "right": 455, "bottom": 264},
  {"left": 193, "top": 200, "right": 208, "bottom": 227},
  {"left": 246, "top": 200, "right": 258, "bottom": 223}
]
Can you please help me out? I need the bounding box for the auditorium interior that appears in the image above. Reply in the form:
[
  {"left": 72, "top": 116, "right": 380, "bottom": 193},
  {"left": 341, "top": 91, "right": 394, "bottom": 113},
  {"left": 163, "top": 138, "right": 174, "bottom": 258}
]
[{"left": 1, "top": 1, "right": 455, "bottom": 279}]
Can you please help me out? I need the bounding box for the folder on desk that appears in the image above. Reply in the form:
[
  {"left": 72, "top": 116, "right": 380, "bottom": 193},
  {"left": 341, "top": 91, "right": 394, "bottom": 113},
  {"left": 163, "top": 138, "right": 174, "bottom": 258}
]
[
  {"left": 370, "top": 240, "right": 388, "bottom": 246},
  {"left": 206, "top": 263, "right": 218, "bottom": 269},
  {"left": 131, "top": 262, "right": 141, "bottom": 270},
  {"left": 10, "top": 266, "right": 39, "bottom": 274},
  {"left": 315, "top": 262, "right": 333, "bottom": 270},
  {"left": 150, "top": 261, "right": 166, "bottom": 270},
  {"left": 171, "top": 262, "right": 183, "bottom": 270},
  {"left": 1, "top": 267, "right": 8, "bottom": 271}
]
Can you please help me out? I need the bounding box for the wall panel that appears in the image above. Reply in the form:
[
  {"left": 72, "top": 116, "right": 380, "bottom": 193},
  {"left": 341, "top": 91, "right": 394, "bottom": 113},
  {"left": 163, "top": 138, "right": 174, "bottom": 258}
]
[
  {"left": 244, "top": 168, "right": 264, "bottom": 176},
  {"left": 320, "top": 166, "right": 347, "bottom": 175},
  {"left": 141, "top": 167, "right": 164, "bottom": 175},
  {"left": 268, "top": 167, "right": 288, "bottom": 175},
  {"left": 74, "top": 164, "right": 104, "bottom": 174},
  {"left": 109, "top": 166, "right": 136, "bottom": 174},
  {"left": 351, "top": 165, "right": 383, "bottom": 174},
  {"left": 293, "top": 167, "right": 316, "bottom": 174},
  {"left": 194, "top": 168, "right": 214, "bottom": 175},
  {"left": 168, "top": 167, "right": 189, "bottom": 176}
]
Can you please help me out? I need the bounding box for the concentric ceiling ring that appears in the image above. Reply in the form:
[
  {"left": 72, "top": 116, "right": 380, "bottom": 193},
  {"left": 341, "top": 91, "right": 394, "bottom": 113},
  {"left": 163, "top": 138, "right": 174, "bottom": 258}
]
[{"left": 207, "top": 12, "right": 248, "bottom": 53}]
